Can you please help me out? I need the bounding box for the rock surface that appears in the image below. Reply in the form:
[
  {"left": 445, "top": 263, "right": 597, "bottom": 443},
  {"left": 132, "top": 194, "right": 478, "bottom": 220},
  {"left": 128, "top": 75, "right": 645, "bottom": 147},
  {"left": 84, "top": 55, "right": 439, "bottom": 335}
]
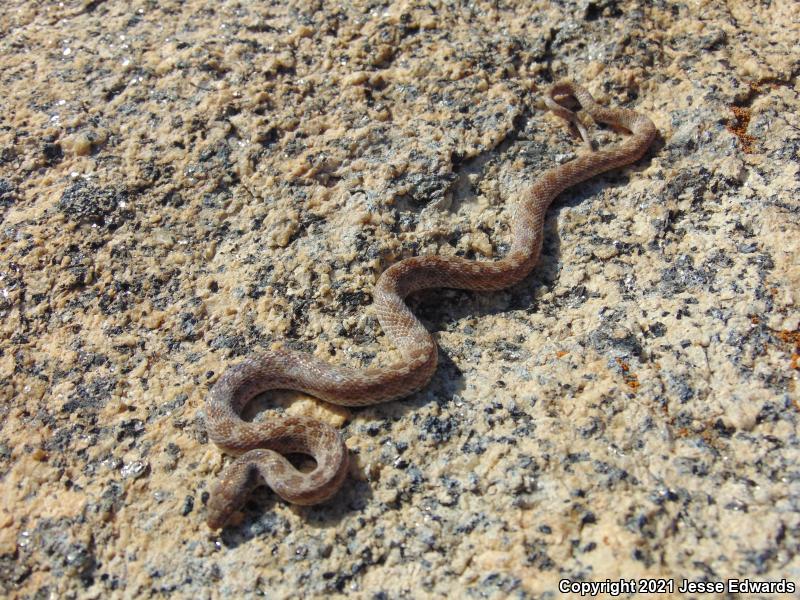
[{"left": 1, "top": 0, "right": 798, "bottom": 597}]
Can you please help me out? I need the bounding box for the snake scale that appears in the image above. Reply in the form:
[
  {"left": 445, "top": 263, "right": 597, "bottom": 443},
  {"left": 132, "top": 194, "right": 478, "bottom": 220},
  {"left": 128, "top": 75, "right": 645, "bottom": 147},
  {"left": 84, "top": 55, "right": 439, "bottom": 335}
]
[{"left": 204, "top": 80, "right": 657, "bottom": 529}]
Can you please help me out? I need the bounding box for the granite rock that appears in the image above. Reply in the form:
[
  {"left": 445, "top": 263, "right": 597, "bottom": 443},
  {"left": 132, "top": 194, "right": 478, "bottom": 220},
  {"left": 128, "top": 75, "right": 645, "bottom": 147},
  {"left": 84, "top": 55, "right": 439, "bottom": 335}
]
[{"left": 0, "top": 0, "right": 798, "bottom": 598}]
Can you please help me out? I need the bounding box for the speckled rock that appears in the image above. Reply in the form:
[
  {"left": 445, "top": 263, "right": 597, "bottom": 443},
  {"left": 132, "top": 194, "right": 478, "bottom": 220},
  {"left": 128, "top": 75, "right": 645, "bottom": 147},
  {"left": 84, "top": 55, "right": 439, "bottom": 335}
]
[{"left": 1, "top": 0, "right": 798, "bottom": 598}]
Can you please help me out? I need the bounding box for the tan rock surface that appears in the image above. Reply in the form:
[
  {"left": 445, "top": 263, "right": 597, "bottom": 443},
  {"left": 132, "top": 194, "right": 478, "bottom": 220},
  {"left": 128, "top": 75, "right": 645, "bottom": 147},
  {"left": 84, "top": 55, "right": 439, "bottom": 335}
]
[{"left": 1, "top": 0, "right": 798, "bottom": 598}]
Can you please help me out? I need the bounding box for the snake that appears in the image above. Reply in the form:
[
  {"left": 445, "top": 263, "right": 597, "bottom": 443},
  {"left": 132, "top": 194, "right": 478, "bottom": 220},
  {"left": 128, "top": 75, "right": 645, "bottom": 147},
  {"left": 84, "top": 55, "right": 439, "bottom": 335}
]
[{"left": 204, "top": 80, "right": 657, "bottom": 529}]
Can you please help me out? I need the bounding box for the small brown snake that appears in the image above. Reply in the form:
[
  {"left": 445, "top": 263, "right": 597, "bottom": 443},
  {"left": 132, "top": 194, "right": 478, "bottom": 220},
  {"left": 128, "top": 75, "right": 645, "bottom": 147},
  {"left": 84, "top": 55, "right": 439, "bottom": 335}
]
[{"left": 204, "top": 80, "right": 657, "bottom": 529}]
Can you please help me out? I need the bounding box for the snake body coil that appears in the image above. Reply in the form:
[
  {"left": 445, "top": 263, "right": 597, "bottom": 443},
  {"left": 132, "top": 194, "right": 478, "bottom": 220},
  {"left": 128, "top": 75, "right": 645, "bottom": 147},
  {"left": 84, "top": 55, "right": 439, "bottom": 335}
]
[{"left": 205, "top": 81, "right": 657, "bottom": 529}]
